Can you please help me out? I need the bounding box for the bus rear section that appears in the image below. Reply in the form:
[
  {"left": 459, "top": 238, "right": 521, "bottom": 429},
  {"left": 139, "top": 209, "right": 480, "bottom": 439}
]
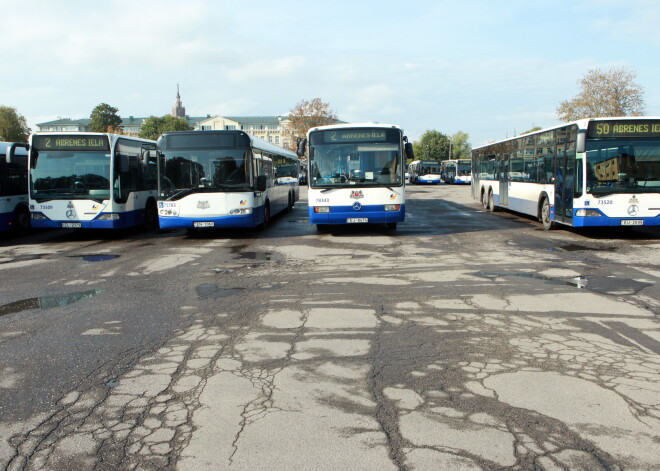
[
  {"left": 156, "top": 130, "right": 299, "bottom": 230},
  {"left": 305, "top": 124, "right": 413, "bottom": 230}
]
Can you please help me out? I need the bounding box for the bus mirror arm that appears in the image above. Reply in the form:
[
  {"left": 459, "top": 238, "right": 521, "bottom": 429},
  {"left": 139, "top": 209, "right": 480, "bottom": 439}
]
[{"left": 6, "top": 143, "right": 28, "bottom": 164}]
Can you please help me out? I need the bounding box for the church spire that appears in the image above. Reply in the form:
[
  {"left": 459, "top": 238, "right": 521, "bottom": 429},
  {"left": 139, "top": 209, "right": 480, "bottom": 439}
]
[{"left": 172, "top": 84, "right": 186, "bottom": 118}]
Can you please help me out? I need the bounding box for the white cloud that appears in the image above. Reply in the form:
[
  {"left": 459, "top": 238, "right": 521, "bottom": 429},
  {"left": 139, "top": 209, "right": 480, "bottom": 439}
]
[{"left": 225, "top": 57, "right": 305, "bottom": 82}]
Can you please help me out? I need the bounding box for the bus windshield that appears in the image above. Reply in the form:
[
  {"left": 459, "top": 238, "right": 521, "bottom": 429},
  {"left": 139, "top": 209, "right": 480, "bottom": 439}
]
[
  {"left": 309, "top": 129, "right": 403, "bottom": 188},
  {"left": 457, "top": 161, "right": 471, "bottom": 176},
  {"left": 159, "top": 148, "right": 251, "bottom": 198},
  {"left": 30, "top": 151, "right": 112, "bottom": 201},
  {"left": 586, "top": 139, "right": 660, "bottom": 195}
]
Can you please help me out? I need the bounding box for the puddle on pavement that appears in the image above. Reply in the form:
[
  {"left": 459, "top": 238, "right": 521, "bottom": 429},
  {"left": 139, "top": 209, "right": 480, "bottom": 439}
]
[
  {"left": 0, "top": 254, "right": 47, "bottom": 264},
  {"left": 0, "top": 289, "right": 105, "bottom": 317},
  {"left": 475, "top": 271, "right": 588, "bottom": 289},
  {"left": 558, "top": 244, "right": 616, "bottom": 252},
  {"left": 68, "top": 254, "right": 120, "bottom": 262},
  {"left": 232, "top": 252, "right": 273, "bottom": 261},
  {"left": 196, "top": 284, "right": 246, "bottom": 299},
  {"left": 105, "top": 379, "right": 120, "bottom": 388},
  {"left": 474, "top": 271, "right": 652, "bottom": 295}
]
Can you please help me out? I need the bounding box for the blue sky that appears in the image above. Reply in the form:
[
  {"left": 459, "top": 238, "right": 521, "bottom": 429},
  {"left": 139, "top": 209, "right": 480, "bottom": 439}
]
[{"left": 2, "top": 0, "right": 659, "bottom": 146}]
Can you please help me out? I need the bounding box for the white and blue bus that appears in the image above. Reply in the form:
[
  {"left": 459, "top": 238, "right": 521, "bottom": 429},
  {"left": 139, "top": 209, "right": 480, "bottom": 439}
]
[
  {"left": 156, "top": 130, "right": 299, "bottom": 230},
  {"left": 27, "top": 133, "right": 159, "bottom": 229},
  {"left": 305, "top": 123, "right": 413, "bottom": 230},
  {"left": 473, "top": 117, "right": 660, "bottom": 229},
  {"left": 441, "top": 159, "right": 472, "bottom": 184},
  {"left": 408, "top": 159, "right": 442, "bottom": 184},
  {"left": 1, "top": 142, "right": 30, "bottom": 232}
]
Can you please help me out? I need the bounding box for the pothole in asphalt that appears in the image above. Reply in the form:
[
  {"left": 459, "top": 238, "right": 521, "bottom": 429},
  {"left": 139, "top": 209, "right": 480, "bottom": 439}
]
[{"left": 68, "top": 254, "right": 120, "bottom": 262}]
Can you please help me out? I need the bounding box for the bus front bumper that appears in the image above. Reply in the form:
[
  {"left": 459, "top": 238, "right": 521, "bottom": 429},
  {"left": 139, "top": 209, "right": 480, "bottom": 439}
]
[{"left": 309, "top": 205, "right": 405, "bottom": 225}]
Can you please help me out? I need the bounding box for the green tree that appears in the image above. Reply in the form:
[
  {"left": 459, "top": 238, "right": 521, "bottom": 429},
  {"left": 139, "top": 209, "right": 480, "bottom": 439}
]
[
  {"left": 138, "top": 115, "right": 192, "bottom": 140},
  {"left": 89, "top": 103, "right": 123, "bottom": 132},
  {"left": 284, "top": 98, "right": 338, "bottom": 156},
  {"left": 450, "top": 131, "right": 471, "bottom": 160},
  {"left": 0, "top": 105, "right": 30, "bottom": 143},
  {"left": 413, "top": 130, "right": 450, "bottom": 162},
  {"left": 556, "top": 67, "right": 645, "bottom": 122},
  {"left": 521, "top": 126, "right": 542, "bottom": 135}
]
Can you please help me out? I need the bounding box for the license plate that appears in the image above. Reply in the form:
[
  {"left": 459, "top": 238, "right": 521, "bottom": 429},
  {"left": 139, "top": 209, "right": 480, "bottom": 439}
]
[
  {"left": 621, "top": 220, "right": 643, "bottom": 226},
  {"left": 347, "top": 218, "right": 368, "bottom": 223},
  {"left": 62, "top": 222, "right": 82, "bottom": 228},
  {"left": 194, "top": 221, "right": 215, "bottom": 228}
]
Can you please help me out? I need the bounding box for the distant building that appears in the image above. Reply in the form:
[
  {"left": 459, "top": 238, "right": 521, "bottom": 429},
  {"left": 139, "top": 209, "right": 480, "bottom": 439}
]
[{"left": 35, "top": 87, "right": 341, "bottom": 147}]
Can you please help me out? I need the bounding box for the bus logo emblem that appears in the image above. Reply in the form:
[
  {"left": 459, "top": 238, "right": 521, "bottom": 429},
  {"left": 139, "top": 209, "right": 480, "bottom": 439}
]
[
  {"left": 66, "top": 201, "right": 77, "bottom": 219},
  {"left": 197, "top": 201, "right": 210, "bottom": 209},
  {"left": 629, "top": 195, "right": 639, "bottom": 204},
  {"left": 352, "top": 202, "right": 362, "bottom": 211},
  {"left": 350, "top": 190, "right": 364, "bottom": 199},
  {"left": 627, "top": 205, "right": 639, "bottom": 216}
]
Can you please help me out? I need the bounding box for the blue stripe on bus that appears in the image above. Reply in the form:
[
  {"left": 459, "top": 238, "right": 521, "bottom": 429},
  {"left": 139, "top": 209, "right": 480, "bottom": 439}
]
[
  {"left": 308, "top": 204, "right": 405, "bottom": 224},
  {"left": 572, "top": 213, "right": 660, "bottom": 227},
  {"left": 31, "top": 209, "right": 146, "bottom": 229},
  {"left": 0, "top": 212, "right": 13, "bottom": 231}
]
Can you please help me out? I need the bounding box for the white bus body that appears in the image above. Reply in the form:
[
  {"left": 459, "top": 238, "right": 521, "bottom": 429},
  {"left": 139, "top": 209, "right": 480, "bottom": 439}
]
[
  {"left": 0, "top": 142, "right": 29, "bottom": 232},
  {"left": 441, "top": 159, "right": 472, "bottom": 184},
  {"left": 156, "top": 131, "right": 299, "bottom": 229},
  {"left": 306, "top": 123, "right": 413, "bottom": 230},
  {"left": 408, "top": 160, "right": 442, "bottom": 184},
  {"left": 28, "top": 133, "right": 158, "bottom": 229},
  {"left": 472, "top": 117, "right": 660, "bottom": 229}
]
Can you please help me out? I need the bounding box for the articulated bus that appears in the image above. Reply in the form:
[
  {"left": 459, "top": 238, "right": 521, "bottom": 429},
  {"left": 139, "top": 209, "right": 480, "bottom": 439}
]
[
  {"left": 26, "top": 133, "right": 159, "bottom": 229},
  {"left": 1, "top": 142, "right": 30, "bottom": 232},
  {"left": 305, "top": 123, "right": 414, "bottom": 230},
  {"left": 472, "top": 117, "right": 660, "bottom": 229},
  {"left": 408, "top": 159, "right": 442, "bottom": 184},
  {"left": 441, "top": 159, "right": 472, "bottom": 184},
  {"left": 156, "top": 130, "right": 299, "bottom": 230}
]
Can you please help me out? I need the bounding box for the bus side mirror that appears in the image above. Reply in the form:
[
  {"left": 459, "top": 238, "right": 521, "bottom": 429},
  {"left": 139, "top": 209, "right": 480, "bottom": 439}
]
[
  {"left": 6, "top": 143, "right": 28, "bottom": 164},
  {"left": 296, "top": 138, "right": 307, "bottom": 157},
  {"left": 576, "top": 130, "right": 586, "bottom": 154},
  {"left": 30, "top": 149, "right": 39, "bottom": 169},
  {"left": 257, "top": 175, "right": 267, "bottom": 192},
  {"left": 405, "top": 142, "right": 415, "bottom": 160}
]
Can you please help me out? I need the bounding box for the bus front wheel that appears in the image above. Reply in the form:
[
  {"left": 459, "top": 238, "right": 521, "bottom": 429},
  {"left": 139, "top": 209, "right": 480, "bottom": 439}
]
[
  {"left": 481, "top": 190, "right": 489, "bottom": 210},
  {"left": 487, "top": 191, "right": 497, "bottom": 212},
  {"left": 13, "top": 206, "right": 31, "bottom": 234},
  {"left": 541, "top": 198, "right": 554, "bottom": 230}
]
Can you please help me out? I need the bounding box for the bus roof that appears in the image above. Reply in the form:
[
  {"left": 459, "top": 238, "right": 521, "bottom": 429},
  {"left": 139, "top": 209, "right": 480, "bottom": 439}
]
[
  {"left": 159, "top": 130, "right": 298, "bottom": 160},
  {"left": 473, "top": 116, "right": 660, "bottom": 151},
  {"left": 308, "top": 123, "right": 403, "bottom": 135}
]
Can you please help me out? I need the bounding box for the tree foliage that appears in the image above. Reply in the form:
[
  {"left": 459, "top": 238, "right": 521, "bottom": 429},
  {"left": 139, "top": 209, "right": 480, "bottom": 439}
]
[
  {"left": 521, "top": 126, "right": 542, "bottom": 135},
  {"left": 556, "top": 67, "right": 645, "bottom": 122},
  {"left": 0, "top": 105, "right": 30, "bottom": 143},
  {"left": 413, "top": 130, "right": 450, "bottom": 161},
  {"left": 450, "top": 131, "right": 472, "bottom": 160},
  {"left": 284, "top": 98, "right": 338, "bottom": 154},
  {"left": 89, "top": 103, "right": 123, "bottom": 133},
  {"left": 138, "top": 115, "right": 192, "bottom": 140}
]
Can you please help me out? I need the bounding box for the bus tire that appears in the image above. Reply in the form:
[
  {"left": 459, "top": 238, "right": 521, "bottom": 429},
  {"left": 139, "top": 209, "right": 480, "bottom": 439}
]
[
  {"left": 541, "top": 198, "right": 554, "bottom": 230},
  {"left": 260, "top": 202, "right": 270, "bottom": 229},
  {"left": 487, "top": 191, "right": 497, "bottom": 212},
  {"left": 13, "top": 206, "right": 31, "bottom": 234},
  {"left": 287, "top": 192, "right": 294, "bottom": 212},
  {"left": 316, "top": 224, "right": 329, "bottom": 233},
  {"left": 386, "top": 223, "right": 397, "bottom": 231},
  {"left": 144, "top": 199, "right": 159, "bottom": 230},
  {"left": 481, "top": 189, "right": 489, "bottom": 210}
]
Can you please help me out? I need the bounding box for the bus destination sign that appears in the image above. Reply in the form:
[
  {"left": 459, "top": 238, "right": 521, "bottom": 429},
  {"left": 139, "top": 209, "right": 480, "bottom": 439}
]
[
  {"left": 587, "top": 120, "right": 660, "bottom": 139},
  {"left": 33, "top": 135, "right": 110, "bottom": 151},
  {"left": 328, "top": 129, "right": 387, "bottom": 143}
]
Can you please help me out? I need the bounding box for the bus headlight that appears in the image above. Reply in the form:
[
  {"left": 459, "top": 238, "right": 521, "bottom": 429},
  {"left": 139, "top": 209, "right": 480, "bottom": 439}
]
[
  {"left": 159, "top": 208, "right": 179, "bottom": 217},
  {"left": 314, "top": 206, "right": 330, "bottom": 213},
  {"left": 576, "top": 209, "right": 602, "bottom": 217},
  {"left": 97, "top": 213, "right": 120, "bottom": 220},
  {"left": 31, "top": 212, "right": 47, "bottom": 220},
  {"left": 229, "top": 208, "right": 253, "bottom": 215},
  {"left": 384, "top": 204, "right": 401, "bottom": 212}
]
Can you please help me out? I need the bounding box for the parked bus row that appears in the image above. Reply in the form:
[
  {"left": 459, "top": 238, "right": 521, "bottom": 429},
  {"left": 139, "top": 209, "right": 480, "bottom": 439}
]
[
  {"left": 472, "top": 117, "right": 660, "bottom": 229},
  {"left": 2, "top": 123, "right": 413, "bottom": 235},
  {"left": 408, "top": 159, "right": 471, "bottom": 184}
]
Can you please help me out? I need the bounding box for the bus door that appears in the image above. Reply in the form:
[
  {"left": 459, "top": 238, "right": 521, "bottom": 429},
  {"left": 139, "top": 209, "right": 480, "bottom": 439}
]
[
  {"left": 499, "top": 153, "right": 509, "bottom": 206},
  {"left": 554, "top": 148, "right": 574, "bottom": 224}
]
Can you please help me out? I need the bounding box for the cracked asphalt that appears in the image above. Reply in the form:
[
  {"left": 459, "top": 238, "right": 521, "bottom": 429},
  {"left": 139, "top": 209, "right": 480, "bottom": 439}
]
[{"left": 0, "top": 185, "right": 659, "bottom": 470}]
